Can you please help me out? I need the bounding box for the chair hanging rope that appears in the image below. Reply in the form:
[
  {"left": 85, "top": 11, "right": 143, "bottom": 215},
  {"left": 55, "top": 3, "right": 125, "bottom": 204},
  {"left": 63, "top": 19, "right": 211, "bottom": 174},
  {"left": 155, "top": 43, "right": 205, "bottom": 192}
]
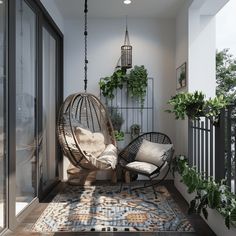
[{"left": 84, "top": 0, "right": 88, "bottom": 92}]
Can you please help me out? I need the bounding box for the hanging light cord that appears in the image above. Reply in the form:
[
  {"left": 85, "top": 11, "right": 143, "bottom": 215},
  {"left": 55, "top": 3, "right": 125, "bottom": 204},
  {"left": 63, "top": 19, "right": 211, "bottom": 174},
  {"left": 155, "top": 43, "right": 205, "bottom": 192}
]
[
  {"left": 124, "top": 15, "right": 130, "bottom": 45},
  {"left": 84, "top": 0, "right": 88, "bottom": 92}
]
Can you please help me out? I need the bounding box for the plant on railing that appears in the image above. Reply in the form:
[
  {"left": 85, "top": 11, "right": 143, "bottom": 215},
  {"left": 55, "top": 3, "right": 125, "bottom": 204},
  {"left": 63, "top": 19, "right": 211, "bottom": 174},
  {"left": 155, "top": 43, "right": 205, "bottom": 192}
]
[
  {"left": 204, "top": 96, "right": 228, "bottom": 124},
  {"left": 99, "top": 65, "right": 148, "bottom": 108},
  {"left": 166, "top": 91, "right": 205, "bottom": 120},
  {"left": 166, "top": 91, "right": 228, "bottom": 124},
  {"left": 173, "top": 155, "right": 236, "bottom": 229}
]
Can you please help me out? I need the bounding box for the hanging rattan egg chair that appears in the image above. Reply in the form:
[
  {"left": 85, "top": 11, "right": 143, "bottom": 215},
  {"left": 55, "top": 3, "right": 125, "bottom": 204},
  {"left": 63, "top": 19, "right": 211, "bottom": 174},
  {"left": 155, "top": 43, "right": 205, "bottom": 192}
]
[
  {"left": 57, "top": 0, "right": 118, "bottom": 184},
  {"left": 57, "top": 92, "right": 116, "bottom": 171}
]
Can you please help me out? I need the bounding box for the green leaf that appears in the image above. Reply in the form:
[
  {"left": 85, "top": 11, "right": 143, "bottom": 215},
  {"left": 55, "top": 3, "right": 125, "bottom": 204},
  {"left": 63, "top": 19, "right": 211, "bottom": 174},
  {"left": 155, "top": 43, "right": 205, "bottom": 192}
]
[
  {"left": 208, "top": 188, "right": 221, "bottom": 209},
  {"left": 231, "top": 208, "right": 236, "bottom": 221}
]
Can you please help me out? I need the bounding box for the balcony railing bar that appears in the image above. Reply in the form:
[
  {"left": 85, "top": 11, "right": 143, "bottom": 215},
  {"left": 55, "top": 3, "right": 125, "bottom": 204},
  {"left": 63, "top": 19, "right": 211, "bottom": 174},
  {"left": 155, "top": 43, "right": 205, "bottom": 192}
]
[
  {"left": 205, "top": 118, "right": 209, "bottom": 178},
  {"left": 189, "top": 105, "right": 236, "bottom": 192}
]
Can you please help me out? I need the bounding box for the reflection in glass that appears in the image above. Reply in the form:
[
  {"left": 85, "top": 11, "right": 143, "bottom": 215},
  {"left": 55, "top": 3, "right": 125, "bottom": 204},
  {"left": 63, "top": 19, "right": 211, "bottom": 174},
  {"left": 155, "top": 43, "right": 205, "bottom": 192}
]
[
  {"left": 15, "top": 0, "right": 37, "bottom": 215},
  {"left": 40, "top": 28, "right": 57, "bottom": 189},
  {"left": 0, "top": 0, "right": 6, "bottom": 231}
]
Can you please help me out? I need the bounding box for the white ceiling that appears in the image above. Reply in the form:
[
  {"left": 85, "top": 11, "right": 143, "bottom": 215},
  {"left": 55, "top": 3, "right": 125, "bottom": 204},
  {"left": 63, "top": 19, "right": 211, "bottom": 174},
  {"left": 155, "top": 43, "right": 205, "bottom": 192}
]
[{"left": 54, "top": 0, "right": 189, "bottom": 19}]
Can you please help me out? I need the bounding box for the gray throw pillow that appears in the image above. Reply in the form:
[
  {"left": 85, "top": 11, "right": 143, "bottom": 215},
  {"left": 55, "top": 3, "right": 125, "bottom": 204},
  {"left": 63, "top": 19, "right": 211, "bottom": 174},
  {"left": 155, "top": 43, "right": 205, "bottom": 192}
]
[{"left": 135, "top": 139, "right": 173, "bottom": 167}]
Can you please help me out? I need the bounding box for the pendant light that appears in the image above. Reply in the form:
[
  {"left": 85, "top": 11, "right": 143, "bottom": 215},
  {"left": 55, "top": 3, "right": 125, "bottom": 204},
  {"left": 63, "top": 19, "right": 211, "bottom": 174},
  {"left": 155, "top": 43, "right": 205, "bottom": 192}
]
[{"left": 121, "top": 16, "right": 132, "bottom": 69}]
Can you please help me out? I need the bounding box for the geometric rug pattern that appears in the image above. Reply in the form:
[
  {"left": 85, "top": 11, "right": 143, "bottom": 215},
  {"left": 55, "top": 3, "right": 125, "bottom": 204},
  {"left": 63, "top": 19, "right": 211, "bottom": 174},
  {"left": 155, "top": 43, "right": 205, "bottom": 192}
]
[{"left": 32, "top": 184, "right": 194, "bottom": 232}]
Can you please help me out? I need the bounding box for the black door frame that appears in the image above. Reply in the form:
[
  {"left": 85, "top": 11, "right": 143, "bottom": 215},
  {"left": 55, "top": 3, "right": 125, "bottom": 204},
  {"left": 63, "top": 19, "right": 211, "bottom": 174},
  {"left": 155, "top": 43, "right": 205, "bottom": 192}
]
[
  {"left": 7, "top": 0, "right": 63, "bottom": 230},
  {"left": 38, "top": 15, "right": 63, "bottom": 200}
]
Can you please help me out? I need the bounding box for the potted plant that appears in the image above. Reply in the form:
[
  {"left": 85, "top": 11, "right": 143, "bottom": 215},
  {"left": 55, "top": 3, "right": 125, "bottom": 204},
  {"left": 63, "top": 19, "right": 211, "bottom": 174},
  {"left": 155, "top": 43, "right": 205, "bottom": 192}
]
[
  {"left": 108, "top": 107, "right": 124, "bottom": 132},
  {"left": 166, "top": 91, "right": 227, "bottom": 124},
  {"left": 166, "top": 91, "right": 205, "bottom": 120},
  {"left": 114, "top": 130, "right": 125, "bottom": 141},
  {"left": 130, "top": 124, "right": 141, "bottom": 140}
]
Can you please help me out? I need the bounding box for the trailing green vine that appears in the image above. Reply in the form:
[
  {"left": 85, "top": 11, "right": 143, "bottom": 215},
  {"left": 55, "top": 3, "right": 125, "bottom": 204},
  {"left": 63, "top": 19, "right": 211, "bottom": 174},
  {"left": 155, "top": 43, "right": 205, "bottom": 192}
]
[
  {"left": 99, "top": 69, "right": 127, "bottom": 99},
  {"left": 173, "top": 155, "right": 236, "bottom": 229},
  {"left": 127, "top": 65, "right": 148, "bottom": 108},
  {"left": 166, "top": 91, "right": 228, "bottom": 124},
  {"left": 99, "top": 65, "right": 148, "bottom": 108}
]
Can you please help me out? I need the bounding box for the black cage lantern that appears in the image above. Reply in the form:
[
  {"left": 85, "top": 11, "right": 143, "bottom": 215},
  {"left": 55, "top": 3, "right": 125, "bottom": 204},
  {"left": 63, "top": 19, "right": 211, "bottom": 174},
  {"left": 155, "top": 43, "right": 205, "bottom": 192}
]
[{"left": 121, "top": 20, "right": 132, "bottom": 69}]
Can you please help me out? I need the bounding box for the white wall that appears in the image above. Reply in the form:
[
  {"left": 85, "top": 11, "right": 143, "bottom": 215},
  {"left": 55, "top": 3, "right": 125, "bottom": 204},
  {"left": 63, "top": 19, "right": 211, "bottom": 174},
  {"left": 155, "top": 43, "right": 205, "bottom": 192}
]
[
  {"left": 64, "top": 17, "right": 176, "bottom": 179},
  {"left": 174, "top": 1, "right": 236, "bottom": 235},
  {"left": 175, "top": 0, "right": 191, "bottom": 156},
  {"left": 40, "top": 0, "right": 64, "bottom": 33},
  {"left": 188, "top": 9, "right": 216, "bottom": 97},
  {"left": 174, "top": 0, "right": 218, "bottom": 157},
  {"left": 65, "top": 17, "right": 176, "bottom": 138}
]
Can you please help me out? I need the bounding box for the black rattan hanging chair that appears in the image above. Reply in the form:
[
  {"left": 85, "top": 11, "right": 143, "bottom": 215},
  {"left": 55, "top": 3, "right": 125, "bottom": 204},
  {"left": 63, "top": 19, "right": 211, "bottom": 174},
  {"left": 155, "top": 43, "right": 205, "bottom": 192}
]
[{"left": 57, "top": 0, "right": 117, "bottom": 173}]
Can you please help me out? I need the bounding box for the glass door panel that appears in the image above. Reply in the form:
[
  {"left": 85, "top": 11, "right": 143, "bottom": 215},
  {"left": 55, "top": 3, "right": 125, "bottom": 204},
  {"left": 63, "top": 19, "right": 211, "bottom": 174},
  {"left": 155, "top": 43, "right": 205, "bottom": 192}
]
[
  {"left": 39, "top": 27, "right": 57, "bottom": 190},
  {"left": 15, "top": 0, "right": 37, "bottom": 215},
  {"left": 0, "top": 0, "right": 6, "bottom": 231}
]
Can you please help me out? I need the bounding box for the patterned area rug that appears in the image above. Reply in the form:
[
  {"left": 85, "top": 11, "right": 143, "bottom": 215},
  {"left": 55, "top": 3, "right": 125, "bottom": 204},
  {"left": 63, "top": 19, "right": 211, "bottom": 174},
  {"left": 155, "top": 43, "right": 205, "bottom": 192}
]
[{"left": 32, "top": 184, "right": 194, "bottom": 232}]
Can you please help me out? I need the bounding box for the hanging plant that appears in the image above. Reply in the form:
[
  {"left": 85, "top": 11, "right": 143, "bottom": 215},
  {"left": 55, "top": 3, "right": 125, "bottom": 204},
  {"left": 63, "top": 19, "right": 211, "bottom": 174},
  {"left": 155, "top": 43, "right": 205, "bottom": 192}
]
[
  {"left": 127, "top": 65, "right": 148, "bottom": 108},
  {"left": 166, "top": 91, "right": 228, "bottom": 124},
  {"left": 99, "top": 69, "right": 127, "bottom": 99},
  {"left": 99, "top": 65, "right": 148, "bottom": 109}
]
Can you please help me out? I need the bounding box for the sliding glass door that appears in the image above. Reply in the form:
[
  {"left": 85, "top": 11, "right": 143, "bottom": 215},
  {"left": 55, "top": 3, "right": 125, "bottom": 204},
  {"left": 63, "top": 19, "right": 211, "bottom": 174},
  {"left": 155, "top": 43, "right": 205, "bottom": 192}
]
[
  {"left": 0, "top": 0, "right": 7, "bottom": 232},
  {"left": 0, "top": 0, "right": 63, "bottom": 230},
  {"left": 15, "top": 0, "right": 37, "bottom": 215},
  {"left": 40, "top": 26, "right": 58, "bottom": 191}
]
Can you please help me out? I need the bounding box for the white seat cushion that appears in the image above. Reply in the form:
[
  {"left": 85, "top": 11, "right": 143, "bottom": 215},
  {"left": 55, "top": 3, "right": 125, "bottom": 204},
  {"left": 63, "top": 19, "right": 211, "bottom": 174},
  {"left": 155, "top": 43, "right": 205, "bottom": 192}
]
[
  {"left": 74, "top": 127, "right": 105, "bottom": 158},
  {"left": 126, "top": 161, "right": 158, "bottom": 175},
  {"left": 135, "top": 139, "right": 173, "bottom": 167},
  {"left": 65, "top": 135, "right": 76, "bottom": 149},
  {"left": 97, "top": 144, "right": 118, "bottom": 169}
]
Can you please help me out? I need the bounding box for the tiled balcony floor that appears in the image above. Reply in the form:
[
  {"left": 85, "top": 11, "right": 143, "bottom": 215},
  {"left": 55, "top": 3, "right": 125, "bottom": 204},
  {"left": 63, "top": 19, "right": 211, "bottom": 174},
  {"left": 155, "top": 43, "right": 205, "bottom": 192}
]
[{"left": 6, "top": 181, "right": 216, "bottom": 236}]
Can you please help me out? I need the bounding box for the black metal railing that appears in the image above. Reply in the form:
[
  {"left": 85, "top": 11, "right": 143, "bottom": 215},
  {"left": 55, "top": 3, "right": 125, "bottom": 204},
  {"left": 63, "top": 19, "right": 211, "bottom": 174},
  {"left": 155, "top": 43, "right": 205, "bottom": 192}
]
[
  {"left": 189, "top": 117, "right": 215, "bottom": 179},
  {"left": 188, "top": 105, "right": 236, "bottom": 193}
]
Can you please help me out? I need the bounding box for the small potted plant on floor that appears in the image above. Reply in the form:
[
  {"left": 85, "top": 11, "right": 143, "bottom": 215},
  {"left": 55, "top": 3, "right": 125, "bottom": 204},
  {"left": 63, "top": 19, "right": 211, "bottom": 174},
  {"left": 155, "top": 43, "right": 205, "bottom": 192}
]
[
  {"left": 108, "top": 107, "right": 126, "bottom": 148},
  {"left": 130, "top": 124, "right": 141, "bottom": 140},
  {"left": 108, "top": 107, "right": 124, "bottom": 131}
]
